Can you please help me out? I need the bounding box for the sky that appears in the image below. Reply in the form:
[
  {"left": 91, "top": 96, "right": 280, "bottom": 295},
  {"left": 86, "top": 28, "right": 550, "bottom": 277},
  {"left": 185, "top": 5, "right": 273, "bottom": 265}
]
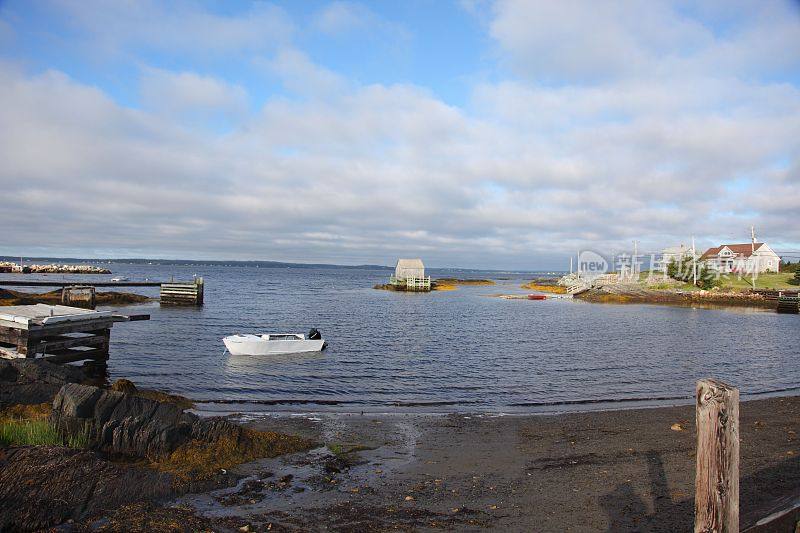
[{"left": 1, "top": 0, "right": 799, "bottom": 269}]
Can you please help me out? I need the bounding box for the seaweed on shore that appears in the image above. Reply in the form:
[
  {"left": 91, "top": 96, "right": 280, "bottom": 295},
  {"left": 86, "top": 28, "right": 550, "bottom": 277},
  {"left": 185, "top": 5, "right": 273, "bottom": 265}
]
[
  {"left": 521, "top": 281, "right": 567, "bottom": 294},
  {"left": 0, "top": 288, "right": 151, "bottom": 306},
  {"left": 151, "top": 429, "right": 314, "bottom": 483}
]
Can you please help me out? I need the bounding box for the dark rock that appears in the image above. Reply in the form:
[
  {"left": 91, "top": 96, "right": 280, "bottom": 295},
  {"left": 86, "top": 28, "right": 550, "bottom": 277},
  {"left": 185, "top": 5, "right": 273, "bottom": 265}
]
[
  {"left": 50, "top": 383, "right": 249, "bottom": 460},
  {"left": 0, "top": 446, "right": 174, "bottom": 532},
  {"left": 0, "top": 359, "right": 86, "bottom": 406}
]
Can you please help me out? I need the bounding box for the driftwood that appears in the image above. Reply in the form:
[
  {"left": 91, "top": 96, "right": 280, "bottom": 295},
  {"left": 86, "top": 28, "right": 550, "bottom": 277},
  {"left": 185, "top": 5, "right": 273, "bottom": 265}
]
[{"left": 695, "top": 378, "right": 739, "bottom": 533}]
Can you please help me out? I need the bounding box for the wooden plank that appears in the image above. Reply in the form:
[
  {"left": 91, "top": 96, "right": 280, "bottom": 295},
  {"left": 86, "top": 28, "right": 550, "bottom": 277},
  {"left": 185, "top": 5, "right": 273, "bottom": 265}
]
[
  {"left": 695, "top": 378, "right": 739, "bottom": 533},
  {"left": 0, "top": 326, "right": 28, "bottom": 345},
  {"left": 27, "top": 319, "right": 114, "bottom": 339},
  {"left": 43, "top": 347, "right": 107, "bottom": 364},
  {"left": 29, "top": 333, "right": 108, "bottom": 354}
]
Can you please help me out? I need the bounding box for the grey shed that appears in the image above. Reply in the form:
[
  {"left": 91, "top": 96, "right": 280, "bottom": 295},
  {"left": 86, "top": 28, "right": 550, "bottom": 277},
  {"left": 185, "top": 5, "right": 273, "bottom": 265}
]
[{"left": 394, "top": 258, "right": 425, "bottom": 280}]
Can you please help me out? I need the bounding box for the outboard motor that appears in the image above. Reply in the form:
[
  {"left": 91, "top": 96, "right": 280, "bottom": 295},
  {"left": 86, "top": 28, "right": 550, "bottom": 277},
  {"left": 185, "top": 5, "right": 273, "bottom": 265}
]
[{"left": 308, "top": 328, "right": 322, "bottom": 340}]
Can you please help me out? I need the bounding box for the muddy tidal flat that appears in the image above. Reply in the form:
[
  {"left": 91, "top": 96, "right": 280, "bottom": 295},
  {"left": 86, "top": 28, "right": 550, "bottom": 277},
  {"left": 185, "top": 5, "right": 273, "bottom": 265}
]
[{"left": 171, "top": 397, "right": 800, "bottom": 532}]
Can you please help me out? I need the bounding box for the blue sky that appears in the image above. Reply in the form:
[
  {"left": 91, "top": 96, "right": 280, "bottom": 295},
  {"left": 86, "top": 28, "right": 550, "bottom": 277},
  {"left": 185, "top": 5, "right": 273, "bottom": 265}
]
[{"left": 1, "top": 1, "right": 799, "bottom": 268}]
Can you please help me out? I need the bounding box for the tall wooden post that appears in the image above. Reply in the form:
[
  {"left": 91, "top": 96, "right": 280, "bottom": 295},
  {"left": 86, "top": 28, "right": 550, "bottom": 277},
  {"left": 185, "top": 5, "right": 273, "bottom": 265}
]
[{"left": 695, "top": 379, "right": 739, "bottom": 533}]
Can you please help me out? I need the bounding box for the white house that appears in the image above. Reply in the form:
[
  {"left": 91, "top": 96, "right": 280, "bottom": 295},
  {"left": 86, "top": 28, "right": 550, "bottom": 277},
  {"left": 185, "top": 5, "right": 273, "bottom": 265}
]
[
  {"left": 394, "top": 258, "right": 425, "bottom": 280},
  {"left": 700, "top": 242, "right": 781, "bottom": 274},
  {"left": 656, "top": 244, "right": 695, "bottom": 275}
]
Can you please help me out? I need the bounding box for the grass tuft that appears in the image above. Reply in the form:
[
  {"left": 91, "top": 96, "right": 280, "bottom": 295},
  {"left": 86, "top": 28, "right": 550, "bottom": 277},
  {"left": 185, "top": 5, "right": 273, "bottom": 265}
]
[
  {"left": 0, "top": 419, "right": 64, "bottom": 447},
  {"left": 0, "top": 403, "right": 88, "bottom": 448}
]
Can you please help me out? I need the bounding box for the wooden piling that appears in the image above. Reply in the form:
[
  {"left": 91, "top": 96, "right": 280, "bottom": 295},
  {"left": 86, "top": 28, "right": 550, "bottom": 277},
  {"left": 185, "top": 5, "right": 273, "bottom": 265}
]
[
  {"left": 695, "top": 378, "right": 739, "bottom": 533},
  {"left": 777, "top": 295, "right": 799, "bottom": 314},
  {"left": 160, "top": 277, "right": 204, "bottom": 306},
  {"left": 61, "top": 286, "right": 96, "bottom": 309}
]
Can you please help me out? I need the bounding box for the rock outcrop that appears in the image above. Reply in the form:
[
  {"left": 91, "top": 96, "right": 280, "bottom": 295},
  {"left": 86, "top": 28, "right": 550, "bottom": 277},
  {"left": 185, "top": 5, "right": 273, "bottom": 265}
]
[
  {"left": 51, "top": 383, "right": 275, "bottom": 460},
  {"left": 0, "top": 358, "right": 86, "bottom": 406},
  {"left": 0, "top": 446, "right": 174, "bottom": 531}
]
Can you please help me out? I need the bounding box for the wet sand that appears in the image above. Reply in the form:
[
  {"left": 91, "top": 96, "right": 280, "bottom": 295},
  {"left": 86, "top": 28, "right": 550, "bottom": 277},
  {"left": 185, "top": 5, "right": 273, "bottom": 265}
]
[{"left": 178, "top": 396, "right": 800, "bottom": 531}]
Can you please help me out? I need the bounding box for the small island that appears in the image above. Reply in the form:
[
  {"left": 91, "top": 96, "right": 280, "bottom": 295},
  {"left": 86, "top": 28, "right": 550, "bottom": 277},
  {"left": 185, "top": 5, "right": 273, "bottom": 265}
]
[{"left": 374, "top": 259, "right": 495, "bottom": 292}]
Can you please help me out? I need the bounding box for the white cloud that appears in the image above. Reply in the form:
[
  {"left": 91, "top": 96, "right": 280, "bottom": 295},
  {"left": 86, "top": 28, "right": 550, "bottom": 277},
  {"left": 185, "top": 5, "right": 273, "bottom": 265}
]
[
  {"left": 488, "top": 0, "right": 800, "bottom": 82},
  {"left": 312, "top": 2, "right": 372, "bottom": 34},
  {"left": 263, "top": 49, "right": 348, "bottom": 98},
  {"left": 140, "top": 67, "right": 248, "bottom": 122},
  {"left": 48, "top": 0, "right": 294, "bottom": 56},
  {"left": 0, "top": 2, "right": 799, "bottom": 267}
]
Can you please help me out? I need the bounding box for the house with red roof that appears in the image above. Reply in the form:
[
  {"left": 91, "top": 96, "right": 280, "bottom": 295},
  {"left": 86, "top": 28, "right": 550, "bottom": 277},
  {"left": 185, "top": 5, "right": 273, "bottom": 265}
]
[{"left": 699, "top": 242, "right": 780, "bottom": 274}]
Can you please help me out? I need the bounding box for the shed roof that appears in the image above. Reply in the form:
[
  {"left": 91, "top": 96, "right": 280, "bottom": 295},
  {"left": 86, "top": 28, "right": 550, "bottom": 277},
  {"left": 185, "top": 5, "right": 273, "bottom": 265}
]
[{"left": 395, "top": 258, "right": 424, "bottom": 269}]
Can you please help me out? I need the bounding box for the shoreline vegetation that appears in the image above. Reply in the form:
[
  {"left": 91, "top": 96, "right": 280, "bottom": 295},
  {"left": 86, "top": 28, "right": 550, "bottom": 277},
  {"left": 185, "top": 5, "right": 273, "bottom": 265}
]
[
  {"left": 373, "top": 278, "right": 495, "bottom": 292},
  {"left": 0, "top": 288, "right": 152, "bottom": 307},
  {"left": 518, "top": 273, "right": 796, "bottom": 310}
]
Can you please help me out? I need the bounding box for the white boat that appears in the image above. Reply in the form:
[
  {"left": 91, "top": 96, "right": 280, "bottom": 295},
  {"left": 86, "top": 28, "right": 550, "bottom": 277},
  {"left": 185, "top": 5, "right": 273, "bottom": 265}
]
[
  {"left": 110, "top": 276, "right": 129, "bottom": 282},
  {"left": 223, "top": 329, "right": 326, "bottom": 356}
]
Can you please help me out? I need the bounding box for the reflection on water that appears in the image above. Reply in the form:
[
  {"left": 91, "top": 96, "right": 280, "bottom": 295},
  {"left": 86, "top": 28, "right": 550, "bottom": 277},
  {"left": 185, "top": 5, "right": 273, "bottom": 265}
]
[
  {"left": 224, "top": 350, "right": 327, "bottom": 373},
  {"left": 3, "top": 264, "right": 799, "bottom": 412}
]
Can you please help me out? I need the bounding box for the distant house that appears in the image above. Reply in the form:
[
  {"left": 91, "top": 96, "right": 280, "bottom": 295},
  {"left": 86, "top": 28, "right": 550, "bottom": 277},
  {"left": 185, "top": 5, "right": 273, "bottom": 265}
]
[
  {"left": 700, "top": 242, "right": 780, "bottom": 274},
  {"left": 656, "top": 244, "right": 694, "bottom": 275},
  {"left": 394, "top": 258, "right": 425, "bottom": 280},
  {"left": 390, "top": 258, "right": 430, "bottom": 291}
]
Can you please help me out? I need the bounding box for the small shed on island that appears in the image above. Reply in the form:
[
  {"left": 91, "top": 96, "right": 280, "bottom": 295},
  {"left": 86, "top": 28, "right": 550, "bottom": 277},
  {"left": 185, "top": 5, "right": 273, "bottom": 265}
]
[{"left": 394, "top": 258, "right": 425, "bottom": 281}]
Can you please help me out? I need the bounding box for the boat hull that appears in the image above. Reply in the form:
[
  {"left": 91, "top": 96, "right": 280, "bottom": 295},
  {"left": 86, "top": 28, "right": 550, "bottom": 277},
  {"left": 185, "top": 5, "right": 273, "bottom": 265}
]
[{"left": 223, "top": 335, "right": 326, "bottom": 356}]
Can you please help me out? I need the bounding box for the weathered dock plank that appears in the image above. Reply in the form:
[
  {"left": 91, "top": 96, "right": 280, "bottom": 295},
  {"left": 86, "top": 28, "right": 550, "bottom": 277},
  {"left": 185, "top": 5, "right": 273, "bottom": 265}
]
[{"left": 0, "top": 304, "right": 146, "bottom": 363}]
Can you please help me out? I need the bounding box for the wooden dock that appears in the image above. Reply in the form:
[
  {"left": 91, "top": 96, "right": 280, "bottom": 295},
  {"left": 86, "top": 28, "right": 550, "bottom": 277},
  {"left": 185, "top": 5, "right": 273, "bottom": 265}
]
[
  {"left": 160, "top": 277, "right": 204, "bottom": 305},
  {"left": 0, "top": 304, "right": 149, "bottom": 364},
  {"left": 0, "top": 277, "right": 206, "bottom": 306},
  {"left": 750, "top": 288, "right": 800, "bottom": 300},
  {"left": 777, "top": 295, "right": 799, "bottom": 314}
]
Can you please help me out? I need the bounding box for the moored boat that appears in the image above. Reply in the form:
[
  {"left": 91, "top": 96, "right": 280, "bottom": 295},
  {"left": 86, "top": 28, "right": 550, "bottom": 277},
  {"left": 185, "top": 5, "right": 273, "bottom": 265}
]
[
  {"left": 527, "top": 294, "right": 547, "bottom": 300},
  {"left": 223, "top": 328, "right": 326, "bottom": 355}
]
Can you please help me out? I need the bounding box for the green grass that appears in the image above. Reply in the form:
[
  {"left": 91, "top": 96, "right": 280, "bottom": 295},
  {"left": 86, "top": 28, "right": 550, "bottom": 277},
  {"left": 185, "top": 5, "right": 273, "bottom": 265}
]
[
  {"left": 0, "top": 419, "right": 89, "bottom": 448},
  {"left": 717, "top": 272, "right": 796, "bottom": 290}
]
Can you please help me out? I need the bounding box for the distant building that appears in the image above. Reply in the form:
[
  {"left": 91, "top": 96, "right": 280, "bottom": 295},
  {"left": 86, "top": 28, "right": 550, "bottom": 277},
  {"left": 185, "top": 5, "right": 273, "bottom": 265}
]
[
  {"left": 700, "top": 242, "right": 780, "bottom": 274},
  {"left": 656, "top": 244, "right": 694, "bottom": 275},
  {"left": 390, "top": 258, "right": 430, "bottom": 291},
  {"left": 394, "top": 258, "right": 425, "bottom": 280}
]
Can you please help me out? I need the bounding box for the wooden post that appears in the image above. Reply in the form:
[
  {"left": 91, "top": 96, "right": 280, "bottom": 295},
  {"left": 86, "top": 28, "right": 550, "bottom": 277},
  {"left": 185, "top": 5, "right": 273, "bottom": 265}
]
[{"left": 695, "top": 379, "right": 739, "bottom": 533}]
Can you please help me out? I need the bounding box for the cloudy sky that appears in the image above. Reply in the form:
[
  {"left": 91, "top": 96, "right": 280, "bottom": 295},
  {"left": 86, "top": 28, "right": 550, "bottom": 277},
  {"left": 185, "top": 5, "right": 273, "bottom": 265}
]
[{"left": 1, "top": 1, "right": 799, "bottom": 269}]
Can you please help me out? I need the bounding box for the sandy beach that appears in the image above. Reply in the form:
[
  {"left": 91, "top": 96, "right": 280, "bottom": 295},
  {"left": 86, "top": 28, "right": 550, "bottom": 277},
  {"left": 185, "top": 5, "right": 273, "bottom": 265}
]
[{"left": 165, "top": 396, "right": 800, "bottom": 532}]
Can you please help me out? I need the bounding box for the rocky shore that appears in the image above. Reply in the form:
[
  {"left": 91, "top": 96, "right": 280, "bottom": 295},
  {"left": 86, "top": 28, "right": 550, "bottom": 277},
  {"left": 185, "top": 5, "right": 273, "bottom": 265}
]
[
  {"left": 0, "top": 288, "right": 151, "bottom": 307},
  {"left": 0, "top": 262, "right": 112, "bottom": 274},
  {"left": 0, "top": 359, "right": 313, "bottom": 531},
  {"left": 578, "top": 284, "right": 777, "bottom": 309},
  {"left": 2, "top": 358, "right": 798, "bottom": 531}
]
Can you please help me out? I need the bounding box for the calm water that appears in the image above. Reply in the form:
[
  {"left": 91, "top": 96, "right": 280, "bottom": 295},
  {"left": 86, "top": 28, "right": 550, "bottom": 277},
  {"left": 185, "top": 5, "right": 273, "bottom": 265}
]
[{"left": 4, "top": 264, "right": 800, "bottom": 413}]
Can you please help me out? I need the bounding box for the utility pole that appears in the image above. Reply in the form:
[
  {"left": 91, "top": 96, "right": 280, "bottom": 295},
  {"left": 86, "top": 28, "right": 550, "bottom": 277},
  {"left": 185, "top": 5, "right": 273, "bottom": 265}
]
[
  {"left": 751, "top": 226, "right": 756, "bottom": 289},
  {"left": 691, "top": 236, "right": 697, "bottom": 287}
]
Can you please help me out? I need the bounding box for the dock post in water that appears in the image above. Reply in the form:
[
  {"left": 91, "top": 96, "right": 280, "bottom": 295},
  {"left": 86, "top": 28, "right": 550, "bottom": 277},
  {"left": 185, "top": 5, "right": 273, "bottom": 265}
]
[
  {"left": 60, "top": 285, "right": 96, "bottom": 309},
  {"left": 695, "top": 378, "right": 739, "bottom": 533},
  {"left": 159, "top": 277, "right": 204, "bottom": 306}
]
